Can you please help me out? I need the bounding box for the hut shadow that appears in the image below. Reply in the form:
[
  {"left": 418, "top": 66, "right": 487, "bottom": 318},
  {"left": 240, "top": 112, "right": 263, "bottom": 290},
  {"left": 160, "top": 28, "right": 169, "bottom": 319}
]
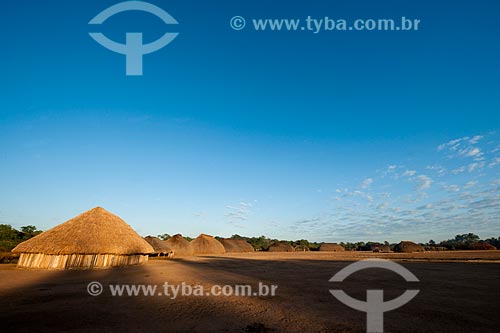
[
  {"left": 0, "top": 260, "right": 362, "bottom": 332},
  {"left": 1, "top": 257, "right": 499, "bottom": 332}
]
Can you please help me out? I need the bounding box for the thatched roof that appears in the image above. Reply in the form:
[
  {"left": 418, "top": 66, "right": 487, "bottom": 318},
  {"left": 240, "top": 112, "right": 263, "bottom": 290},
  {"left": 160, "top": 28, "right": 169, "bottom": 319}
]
[
  {"left": 165, "top": 234, "right": 193, "bottom": 256},
  {"left": 12, "top": 207, "right": 154, "bottom": 255},
  {"left": 394, "top": 241, "right": 424, "bottom": 253},
  {"left": 370, "top": 244, "right": 391, "bottom": 253},
  {"left": 469, "top": 242, "right": 497, "bottom": 250},
  {"left": 268, "top": 243, "right": 295, "bottom": 252},
  {"left": 144, "top": 236, "right": 173, "bottom": 254},
  {"left": 362, "top": 243, "right": 390, "bottom": 253},
  {"left": 319, "top": 243, "right": 345, "bottom": 252},
  {"left": 220, "top": 239, "right": 254, "bottom": 253},
  {"left": 189, "top": 234, "right": 225, "bottom": 255}
]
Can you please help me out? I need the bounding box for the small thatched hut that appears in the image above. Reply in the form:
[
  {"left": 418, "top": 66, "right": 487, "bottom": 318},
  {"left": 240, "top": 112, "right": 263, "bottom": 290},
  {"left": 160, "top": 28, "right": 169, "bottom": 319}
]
[
  {"left": 220, "top": 239, "right": 255, "bottom": 253},
  {"left": 189, "top": 234, "right": 226, "bottom": 255},
  {"left": 268, "top": 242, "right": 295, "bottom": 252},
  {"left": 165, "top": 234, "right": 194, "bottom": 256},
  {"left": 394, "top": 241, "right": 424, "bottom": 253},
  {"left": 294, "top": 245, "right": 310, "bottom": 252},
  {"left": 319, "top": 243, "right": 345, "bottom": 252},
  {"left": 469, "top": 242, "right": 497, "bottom": 250},
  {"left": 12, "top": 207, "right": 154, "bottom": 269},
  {"left": 144, "top": 236, "right": 174, "bottom": 258},
  {"left": 362, "top": 243, "right": 391, "bottom": 253}
]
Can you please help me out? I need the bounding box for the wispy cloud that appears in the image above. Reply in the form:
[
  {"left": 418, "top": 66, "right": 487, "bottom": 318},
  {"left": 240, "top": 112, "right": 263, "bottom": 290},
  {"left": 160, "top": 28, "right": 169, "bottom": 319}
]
[
  {"left": 225, "top": 201, "right": 254, "bottom": 224},
  {"left": 361, "top": 178, "right": 373, "bottom": 189},
  {"left": 414, "top": 175, "right": 433, "bottom": 191}
]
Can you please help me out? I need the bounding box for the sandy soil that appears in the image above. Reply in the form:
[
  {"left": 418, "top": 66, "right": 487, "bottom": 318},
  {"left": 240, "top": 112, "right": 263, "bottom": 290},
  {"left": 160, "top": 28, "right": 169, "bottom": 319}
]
[{"left": 1, "top": 251, "right": 499, "bottom": 332}]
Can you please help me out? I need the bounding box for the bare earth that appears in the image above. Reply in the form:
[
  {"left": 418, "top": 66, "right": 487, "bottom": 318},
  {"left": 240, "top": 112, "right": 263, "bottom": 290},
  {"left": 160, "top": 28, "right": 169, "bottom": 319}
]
[{"left": 1, "top": 251, "right": 499, "bottom": 332}]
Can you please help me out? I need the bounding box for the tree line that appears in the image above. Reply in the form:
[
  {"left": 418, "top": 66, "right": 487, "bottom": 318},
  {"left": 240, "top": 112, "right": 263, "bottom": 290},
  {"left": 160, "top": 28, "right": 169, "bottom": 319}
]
[
  {"left": 1, "top": 224, "right": 498, "bottom": 253},
  {"left": 0, "top": 224, "right": 42, "bottom": 252}
]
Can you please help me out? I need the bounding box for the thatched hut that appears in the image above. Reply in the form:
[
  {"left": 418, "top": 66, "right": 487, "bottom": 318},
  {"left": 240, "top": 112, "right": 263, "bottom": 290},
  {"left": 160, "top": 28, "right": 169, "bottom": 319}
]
[
  {"left": 165, "top": 234, "right": 194, "bottom": 256},
  {"left": 189, "top": 234, "right": 226, "bottom": 255},
  {"left": 220, "top": 239, "right": 255, "bottom": 253},
  {"left": 294, "top": 245, "right": 310, "bottom": 252},
  {"left": 319, "top": 243, "right": 345, "bottom": 252},
  {"left": 362, "top": 243, "right": 391, "bottom": 253},
  {"left": 394, "top": 241, "right": 424, "bottom": 253},
  {"left": 469, "top": 242, "right": 497, "bottom": 250},
  {"left": 268, "top": 242, "right": 295, "bottom": 252},
  {"left": 370, "top": 244, "right": 391, "bottom": 253},
  {"left": 12, "top": 207, "right": 154, "bottom": 269},
  {"left": 144, "top": 236, "right": 174, "bottom": 258}
]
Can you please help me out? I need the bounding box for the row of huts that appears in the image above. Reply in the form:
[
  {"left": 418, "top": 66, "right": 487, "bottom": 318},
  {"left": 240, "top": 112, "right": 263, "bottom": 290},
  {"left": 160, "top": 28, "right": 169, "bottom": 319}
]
[{"left": 11, "top": 207, "right": 425, "bottom": 270}]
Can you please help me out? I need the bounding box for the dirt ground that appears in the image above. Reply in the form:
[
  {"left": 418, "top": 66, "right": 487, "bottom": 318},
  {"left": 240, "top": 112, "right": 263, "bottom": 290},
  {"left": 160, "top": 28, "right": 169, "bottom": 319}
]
[{"left": 1, "top": 251, "right": 499, "bottom": 332}]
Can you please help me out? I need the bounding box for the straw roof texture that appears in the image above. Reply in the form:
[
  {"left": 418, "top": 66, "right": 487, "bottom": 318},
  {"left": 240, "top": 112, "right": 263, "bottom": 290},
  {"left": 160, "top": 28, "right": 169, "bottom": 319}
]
[
  {"left": 189, "top": 234, "right": 226, "bottom": 255},
  {"left": 12, "top": 207, "right": 154, "bottom": 255},
  {"left": 165, "top": 234, "right": 194, "bottom": 256},
  {"left": 394, "top": 241, "right": 424, "bottom": 253},
  {"left": 469, "top": 242, "right": 496, "bottom": 250},
  {"left": 220, "top": 239, "right": 255, "bottom": 253},
  {"left": 268, "top": 243, "right": 295, "bottom": 252},
  {"left": 319, "top": 243, "right": 345, "bottom": 252},
  {"left": 144, "top": 236, "right": 173, "bottom": 254}
]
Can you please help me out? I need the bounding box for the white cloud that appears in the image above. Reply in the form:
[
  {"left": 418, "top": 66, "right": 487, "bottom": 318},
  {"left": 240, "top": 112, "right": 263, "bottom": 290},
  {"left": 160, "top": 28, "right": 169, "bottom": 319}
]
[
  {"left": 438, "top": 138, "right": 465, "bottom": 151},
  {"left": 463, "top": 181, "right": 478, "bottom": 189},
  {"left": 465, "top": 147, "right": 481, "bottom": 157},
  {"left": 415, "top": 175, "right": 433, "bottom": 191},
  {"left": 403, "top": 170, "right": 417, "bottom": 177},
  {"left": 467, "top": 162, "right": 485, "bottom": 173},
  {"left": 489, "top": 158, "right": 500, "bottom": 168},
  {"left": 469, "top": 135, "right": 483, "bottom": 144},
  {"left": 225, "top": 201, "right": 254, "bottom": 222},
  {"left": 361, "top": 178, "right": 373, "bottom": 189},
  {"left": 443, "top": 184, "right": 460, "bottom": 192},
  {"left": 376, "top": 202, "right": 389, "bottom": 210}
]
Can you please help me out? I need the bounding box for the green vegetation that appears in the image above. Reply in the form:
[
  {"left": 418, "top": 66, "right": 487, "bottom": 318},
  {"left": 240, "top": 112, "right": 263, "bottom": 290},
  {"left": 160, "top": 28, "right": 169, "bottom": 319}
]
[
  {"left": 437, "top": 233, "right": 500, "bottom": 250},
  {"left": 0, "top": 224, "right": 42, "bottom": 252},
  {"left": 0, "top": 224, "right": 42, "bottom": 263},
  {"left": 224, "top": 233, "right": 500, "bottom": 251}
]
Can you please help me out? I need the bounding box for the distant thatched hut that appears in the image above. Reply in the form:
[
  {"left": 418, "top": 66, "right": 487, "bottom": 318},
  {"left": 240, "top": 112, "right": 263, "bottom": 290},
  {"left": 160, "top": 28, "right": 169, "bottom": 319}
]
[
  {"left": 294, "top": 245, "right": 310, "bottom": 252},
  {"left": 220, "top": 239, "right": 254, "bottom": 253},
  {"left": 363, "top": 243, "right": 391, "bottom": 253},
  {"left": 394, "top": 241, "right": 424, "bottom": 253},
  {"left": 12, "top": 207, "right": 154, "bottom": 269},
  {"left": 319, "top": 243, "right": 345, "bottom": 252},
  {"left": 165, "top": 234, "right": 194, "bottom": 256},
  {"left": 189, "top": 234, "right": 226, "bottom": 255},
  {"left": 469, "top": 242, "right": 497, "bottom": 250},
  {"left": 144, "top": 236, "right": 174, "bottom": 258},
  {"left": 268, "top": 242, "right": 295, "bottom": 252}
]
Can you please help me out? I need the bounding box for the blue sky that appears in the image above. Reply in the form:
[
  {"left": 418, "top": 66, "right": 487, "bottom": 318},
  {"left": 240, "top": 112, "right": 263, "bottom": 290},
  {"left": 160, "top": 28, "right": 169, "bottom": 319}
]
[{"left": 1, "top": 0, "right": 499, "bottom": 243}]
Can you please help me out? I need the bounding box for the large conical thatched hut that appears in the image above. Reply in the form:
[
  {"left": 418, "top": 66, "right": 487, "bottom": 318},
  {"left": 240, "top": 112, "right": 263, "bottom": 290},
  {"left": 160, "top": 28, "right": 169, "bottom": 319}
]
[
  {"left": 268, "top": 242, "right": 295, "bottom": 252},
  {"left": 144, "top": 236, "right": 174, "bottom": 258},
  {"left": 220, "top": 239, "right": 255, "bottom": 253},
  {"left": 165, "top": 234, "right": 194, "bottom": 256},
  {"left": 394, "top": 241, "right": 424, "bottom": 253},
  {"left": 189, "top": 234, "right": 226, "bottom": 255},
  {"left": 319, "top": 243, "right": 345, "bottom": 252},
  {"left": 12, "top": 207, "right": 154, "bottom": 269}
]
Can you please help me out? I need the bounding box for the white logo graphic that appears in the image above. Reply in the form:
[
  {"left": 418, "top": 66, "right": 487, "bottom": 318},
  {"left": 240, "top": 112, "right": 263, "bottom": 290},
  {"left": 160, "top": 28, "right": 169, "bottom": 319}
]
[
  {"left": 89, "top": 1, "right": 179, "bottom": 76},
  {"left": 329, "top": 259, "right": 419, "bottom": 333}
]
